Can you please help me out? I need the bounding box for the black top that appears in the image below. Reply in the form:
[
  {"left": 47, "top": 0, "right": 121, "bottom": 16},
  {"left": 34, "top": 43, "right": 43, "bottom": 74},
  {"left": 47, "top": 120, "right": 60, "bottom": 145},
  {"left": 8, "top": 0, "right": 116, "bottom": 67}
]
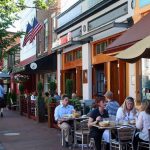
[{"left": 89, "top": 108, "right": 109, "bottom": 134}]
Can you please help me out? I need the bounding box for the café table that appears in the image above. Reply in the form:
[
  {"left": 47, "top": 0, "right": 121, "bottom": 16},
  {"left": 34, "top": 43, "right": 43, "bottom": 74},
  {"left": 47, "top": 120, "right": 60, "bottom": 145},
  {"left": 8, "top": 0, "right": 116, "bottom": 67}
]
[
  {"left": 59, "top": 115, "right": 89, "bottom": 147},
  {"left": 93, "top": 122, "right": 136, "bottom": 150}
]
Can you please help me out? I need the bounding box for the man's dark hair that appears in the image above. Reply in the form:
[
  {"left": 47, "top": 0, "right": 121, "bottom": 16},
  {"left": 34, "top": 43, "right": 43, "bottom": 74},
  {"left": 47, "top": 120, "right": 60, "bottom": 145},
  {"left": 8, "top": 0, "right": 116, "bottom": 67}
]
[{"left": 62, "top": 95, "right": 68, "bottom": 100}]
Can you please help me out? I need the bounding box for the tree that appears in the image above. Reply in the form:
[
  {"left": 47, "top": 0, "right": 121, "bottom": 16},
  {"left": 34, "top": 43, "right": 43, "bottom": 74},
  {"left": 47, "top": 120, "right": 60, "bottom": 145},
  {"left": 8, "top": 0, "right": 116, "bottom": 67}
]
[{"left": 0, "top": 0, "right": 56, "bottom": 60}]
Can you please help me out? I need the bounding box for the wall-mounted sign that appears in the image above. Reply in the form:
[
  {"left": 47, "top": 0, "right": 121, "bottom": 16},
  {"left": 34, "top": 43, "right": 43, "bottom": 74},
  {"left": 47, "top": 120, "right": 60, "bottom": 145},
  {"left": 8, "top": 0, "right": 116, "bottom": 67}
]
[
  {"left": 59, "top": 32, "right": 72, "bottom": 45},
  {"left": 30, "top": 62, "right": 37, "bottom": 70}
]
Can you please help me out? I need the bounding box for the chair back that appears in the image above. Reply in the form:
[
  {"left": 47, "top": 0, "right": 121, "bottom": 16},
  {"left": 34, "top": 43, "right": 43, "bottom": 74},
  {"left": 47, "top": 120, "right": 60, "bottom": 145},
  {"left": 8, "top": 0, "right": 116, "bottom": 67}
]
[
  {"left": 117, "top": 126, "right": 135, "bottom": 142},
  {"left": 80, "top": 119, "right": 89, "bottom": 131}
]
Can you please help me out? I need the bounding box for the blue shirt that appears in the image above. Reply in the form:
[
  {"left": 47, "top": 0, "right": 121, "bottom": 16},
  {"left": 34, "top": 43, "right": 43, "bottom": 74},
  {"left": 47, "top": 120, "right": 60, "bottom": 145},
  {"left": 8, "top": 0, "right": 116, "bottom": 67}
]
[
  {"left": 105, "top": 100, "right": 119, "bottom": 116},
  {"left": 54, "top": 104, "right": 74, "bottom": 121},
  {"left": 0, "top": 85, "right": 4, "bottom": 98}
]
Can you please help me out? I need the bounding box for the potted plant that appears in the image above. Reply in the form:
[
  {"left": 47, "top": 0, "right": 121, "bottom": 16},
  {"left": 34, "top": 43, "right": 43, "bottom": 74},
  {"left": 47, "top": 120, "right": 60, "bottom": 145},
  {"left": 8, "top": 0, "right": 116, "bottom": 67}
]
[
  {"left": 49, "top": 80, "right": 57, "bottom": 95},
  {"left": 37, "top": 81, "right": 45, "bottom": 122},
  {"left": 66, "top": 79, "right": 73, "bottom": 98}
]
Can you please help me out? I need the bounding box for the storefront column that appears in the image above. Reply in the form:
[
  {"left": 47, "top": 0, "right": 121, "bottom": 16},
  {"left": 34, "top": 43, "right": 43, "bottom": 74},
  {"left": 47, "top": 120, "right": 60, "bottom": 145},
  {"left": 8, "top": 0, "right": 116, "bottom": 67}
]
[
  {"left": 82, "top": 43, "right": 92, "bottom": 99},
  {"left": 76, "top": 66, "right": 82, "bottom": 97},
  {"left": 57, "top": 52, "right": 62, "bottom": 96}
]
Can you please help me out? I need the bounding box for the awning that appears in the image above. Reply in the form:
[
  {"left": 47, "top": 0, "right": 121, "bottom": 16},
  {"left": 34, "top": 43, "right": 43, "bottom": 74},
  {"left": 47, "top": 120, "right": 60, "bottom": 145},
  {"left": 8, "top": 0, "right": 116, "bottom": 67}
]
[
  {"left": 116, "top": 35, "right": 150, "bottom": 63},
  {"left": 106, "top": 13, "right": 150, "bottom": 51}
]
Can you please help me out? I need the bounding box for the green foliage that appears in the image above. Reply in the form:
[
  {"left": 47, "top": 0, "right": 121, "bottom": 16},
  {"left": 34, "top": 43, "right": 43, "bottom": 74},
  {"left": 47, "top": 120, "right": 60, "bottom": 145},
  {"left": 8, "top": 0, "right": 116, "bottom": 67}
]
[
  {"left": 49, "top": 80, "right": 56, "bottom": 95},
  {"left": 0, "top": 0, "right": 56, "bottom": 61},
  {"left": 48, "top": 97, "right": 57, "bottom": 103},
  {"left": 69, "top": 98, "right": 81, "bottom": 111},
  {"left": 37, "top": 81, "right": 43, "bottom": 97},
  {"left": 66, "top": 79, "right": 73, "bottom": 98},
  {"left": 19, "top": 83, "right": 24, "bottom": 94}
]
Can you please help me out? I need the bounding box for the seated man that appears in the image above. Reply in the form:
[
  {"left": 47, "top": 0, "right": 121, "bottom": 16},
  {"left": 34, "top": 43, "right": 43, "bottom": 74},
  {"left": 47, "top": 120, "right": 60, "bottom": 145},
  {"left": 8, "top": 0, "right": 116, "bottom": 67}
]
[{"left": 54, "top": 95, "right": 74, "bottom": 147}]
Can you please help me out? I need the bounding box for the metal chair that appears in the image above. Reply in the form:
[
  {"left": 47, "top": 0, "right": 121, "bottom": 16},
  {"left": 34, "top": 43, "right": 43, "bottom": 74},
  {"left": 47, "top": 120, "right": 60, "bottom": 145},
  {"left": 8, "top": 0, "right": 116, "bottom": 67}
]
[
  {"left": 111, "top": 126, "right": 135, "bottom": 150},
  {"left": 74, "top": 119, "right": 90, "bottom": 150},
  {"left": 89, "top": 138, "right": 96, "bottom": 150},
  {"left": 137, "top": 128, "right": 150, "bottom": 150}
]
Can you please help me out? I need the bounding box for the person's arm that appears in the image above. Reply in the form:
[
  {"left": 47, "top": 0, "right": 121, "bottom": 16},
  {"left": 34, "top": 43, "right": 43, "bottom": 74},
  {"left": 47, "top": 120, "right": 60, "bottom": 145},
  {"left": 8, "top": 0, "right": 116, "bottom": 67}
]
[
  {"left": 116, "top": 107, "right": 123, "bottom": 121},
  {"left": 54, "top": 106, "right": 59, "bottom": 122},
  {"left": 136, "top": 112, "right": 143, "bottom": 130}
]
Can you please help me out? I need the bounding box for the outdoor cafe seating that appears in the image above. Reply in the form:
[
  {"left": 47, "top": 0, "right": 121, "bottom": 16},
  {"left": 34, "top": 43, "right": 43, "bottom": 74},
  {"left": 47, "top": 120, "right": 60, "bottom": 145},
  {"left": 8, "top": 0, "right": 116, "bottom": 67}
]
[
  {"left": 74, "top": 118, "right": 89, "bottom": 150},
  {"left": 137, "top": 128, "right": 150, "bottom": 150},
  {"left": 111, "top": 126, "right": 135, "bottom": 150}
]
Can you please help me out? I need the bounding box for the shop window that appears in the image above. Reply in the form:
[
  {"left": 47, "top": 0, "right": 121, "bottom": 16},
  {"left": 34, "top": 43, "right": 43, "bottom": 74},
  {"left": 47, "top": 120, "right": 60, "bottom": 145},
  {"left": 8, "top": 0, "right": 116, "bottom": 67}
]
[
  {"left": 66, "top": 52, "right": 74, "bottom": 62},
  {"left": 75, "top": 50, "right": 82, "bottom": 59},
  {"left": 37, "top": 31, "right": 42, "bottom": 54},
  {"left": 44, "top": 19, "right": 48, "bottom": 52},
  {"left": 95, "top": 41, "right": 108, "bottom": 54},
  {"left": 51, "top": 13, "right": 57, "bottom": 43}
]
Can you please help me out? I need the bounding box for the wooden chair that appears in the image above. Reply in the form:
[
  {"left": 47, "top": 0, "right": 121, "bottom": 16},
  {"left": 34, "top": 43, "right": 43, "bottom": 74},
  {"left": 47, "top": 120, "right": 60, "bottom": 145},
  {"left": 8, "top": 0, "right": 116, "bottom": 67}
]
[
  {"left": 111, "top": 126, "right": 135, "bottom": 150},
  {"left": 137, "top": 128, "right": 150, "bottom": 150}
]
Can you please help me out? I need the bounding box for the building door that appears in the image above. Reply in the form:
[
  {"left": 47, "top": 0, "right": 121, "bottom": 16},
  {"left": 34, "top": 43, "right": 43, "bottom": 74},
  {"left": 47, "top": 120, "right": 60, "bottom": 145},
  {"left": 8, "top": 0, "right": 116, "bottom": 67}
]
[
  {"left": 94, "top": 64, "right": 105, "bottom": 96},
  {"left": 110, "top": 61, "right": 119, "bottom": 101}
]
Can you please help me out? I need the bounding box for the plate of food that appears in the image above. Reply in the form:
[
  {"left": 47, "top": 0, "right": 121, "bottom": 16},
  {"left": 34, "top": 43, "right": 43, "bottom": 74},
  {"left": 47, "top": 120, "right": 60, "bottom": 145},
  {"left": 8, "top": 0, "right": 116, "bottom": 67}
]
[
  {"left": 129, "top": 120, "right": 136, "bottom": 125},
  {"left": 63, "top": 114, "right": 73, "bottom": 119},
  {"left": 99, "top": 121, "right": 110, "bottom": 127}
]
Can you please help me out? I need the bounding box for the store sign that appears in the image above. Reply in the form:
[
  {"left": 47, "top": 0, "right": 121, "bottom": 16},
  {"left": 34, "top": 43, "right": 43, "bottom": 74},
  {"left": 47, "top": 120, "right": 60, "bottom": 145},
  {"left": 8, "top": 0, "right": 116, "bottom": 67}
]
[{"left": 59, "top": 32, "right": 72, "bottom": 45}]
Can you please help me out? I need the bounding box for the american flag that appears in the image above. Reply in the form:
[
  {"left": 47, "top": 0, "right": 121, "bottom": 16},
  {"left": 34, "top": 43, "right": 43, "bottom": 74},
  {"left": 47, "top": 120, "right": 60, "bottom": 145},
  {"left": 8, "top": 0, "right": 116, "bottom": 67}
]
[
  {"left": 22, "top": 23, "right": 32, "bottom": 47},
  {"left": 30, "top": 17, "right": 43, "bottom": 43}
]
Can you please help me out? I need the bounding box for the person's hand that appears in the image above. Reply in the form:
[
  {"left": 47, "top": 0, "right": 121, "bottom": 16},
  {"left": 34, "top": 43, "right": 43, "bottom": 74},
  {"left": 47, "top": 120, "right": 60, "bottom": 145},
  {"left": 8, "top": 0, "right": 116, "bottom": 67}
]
[{"left": 96, "top": 116, "right": 101, "bottom": 121}]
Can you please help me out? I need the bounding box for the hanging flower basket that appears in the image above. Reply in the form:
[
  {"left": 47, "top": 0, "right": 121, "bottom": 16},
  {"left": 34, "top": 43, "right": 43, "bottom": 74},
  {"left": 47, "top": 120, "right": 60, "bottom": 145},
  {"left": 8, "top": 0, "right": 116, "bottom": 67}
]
[{"left": 14, "top": 74, "right": 29, "bottom": 83}]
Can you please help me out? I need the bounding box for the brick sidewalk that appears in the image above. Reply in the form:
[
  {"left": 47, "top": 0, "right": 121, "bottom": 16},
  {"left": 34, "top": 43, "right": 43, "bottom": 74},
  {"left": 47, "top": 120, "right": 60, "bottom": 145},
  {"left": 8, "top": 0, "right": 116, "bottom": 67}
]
[{"left": 0, "top": 109, "right": 80, "bottom": 150}]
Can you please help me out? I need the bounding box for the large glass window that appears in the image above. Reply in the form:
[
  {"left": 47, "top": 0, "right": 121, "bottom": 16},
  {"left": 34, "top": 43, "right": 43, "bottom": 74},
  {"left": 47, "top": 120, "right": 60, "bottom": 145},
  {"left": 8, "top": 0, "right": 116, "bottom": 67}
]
[
  {"left": 95, "top": 41, "right": 108, "bottom": 54},
  {"left": 75, "top": 50, "right": 82, "bottom": 59},
  {"left": 139, "top": 0, "right": 150, "bottom": 7},
  {"left": 66, "top": 52, "right": 74, "bottom": 62},
  {"left": 141, "top": 58, "right": 150, "bottom": 100}
]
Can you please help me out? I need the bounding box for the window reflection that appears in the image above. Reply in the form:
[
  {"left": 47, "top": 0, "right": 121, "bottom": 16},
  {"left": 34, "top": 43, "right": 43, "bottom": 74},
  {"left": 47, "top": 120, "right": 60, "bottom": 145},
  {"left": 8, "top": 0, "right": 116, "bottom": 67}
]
[{"left": 142, "top": 58, "right": 150, "bottom": 100}]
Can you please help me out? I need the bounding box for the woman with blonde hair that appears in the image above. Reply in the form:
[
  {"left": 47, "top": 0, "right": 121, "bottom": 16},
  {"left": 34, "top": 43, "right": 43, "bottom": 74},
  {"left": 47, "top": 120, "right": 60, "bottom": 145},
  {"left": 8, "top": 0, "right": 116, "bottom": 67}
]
[
  {"left": 133, "top": 99, "right": 150, "bottom": 150},
  {"left": 116, "top": 96, "right": 137, "bottom": 121}
]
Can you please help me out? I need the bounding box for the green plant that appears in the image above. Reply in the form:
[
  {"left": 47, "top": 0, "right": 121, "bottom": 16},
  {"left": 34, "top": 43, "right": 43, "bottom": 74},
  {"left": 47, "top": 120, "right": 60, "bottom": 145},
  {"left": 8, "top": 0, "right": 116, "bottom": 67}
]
[
  {"left": 49, "top": 81, "right": 57, "bottom": 95},
  {"left": 66, "top": 79, "right": 73, "bottom": 98},
  {"left": 48, "top": 97, "right": 57, "bottom": 103},
  {"left": 37, "top": 81, "right": 45, "bottom": 122},
  {"left": 19, "top": 83, "right": 24, "bottom": 95},
  {"left": 69, "top": 98, "right": 81, "bottom": 111},
  {"left": 37, "top": 81, "right": 43, "bottom": 97}
]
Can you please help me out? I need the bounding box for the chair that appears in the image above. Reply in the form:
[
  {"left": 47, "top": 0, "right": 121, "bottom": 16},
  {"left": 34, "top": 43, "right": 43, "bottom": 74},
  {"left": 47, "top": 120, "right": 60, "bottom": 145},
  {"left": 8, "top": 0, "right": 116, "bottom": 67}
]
[
  {"left": 111, "top": 126, "right": 135, "bottom": 150},
  {"left": 89, "top": 138, "right": 96, "bottom": 150},
  {"left": 137, "top": 128, "right": 150, "bottom": 150},
  {"left": 74, "top": 119, "right": 90, "bottom": 150}
]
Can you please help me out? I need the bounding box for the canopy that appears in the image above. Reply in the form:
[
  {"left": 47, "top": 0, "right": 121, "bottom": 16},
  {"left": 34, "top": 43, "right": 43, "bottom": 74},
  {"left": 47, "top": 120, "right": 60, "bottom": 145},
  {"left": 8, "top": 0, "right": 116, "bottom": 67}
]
[{"left": 116, "top": 35, "right": 150, "bottom": 63}]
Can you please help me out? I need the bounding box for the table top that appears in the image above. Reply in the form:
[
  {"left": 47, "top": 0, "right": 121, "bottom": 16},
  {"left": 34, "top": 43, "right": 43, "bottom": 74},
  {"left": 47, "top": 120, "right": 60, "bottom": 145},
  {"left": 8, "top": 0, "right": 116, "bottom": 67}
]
[{"left": 93, "top": 124, "right": 135, "bottom": 129}]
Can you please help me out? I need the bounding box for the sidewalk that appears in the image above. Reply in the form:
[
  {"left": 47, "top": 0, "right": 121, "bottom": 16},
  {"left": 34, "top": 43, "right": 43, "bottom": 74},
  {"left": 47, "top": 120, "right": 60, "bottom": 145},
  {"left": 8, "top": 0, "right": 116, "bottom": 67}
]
[{"left": 0, "top": 109, "right": 78, "bottom": 150}]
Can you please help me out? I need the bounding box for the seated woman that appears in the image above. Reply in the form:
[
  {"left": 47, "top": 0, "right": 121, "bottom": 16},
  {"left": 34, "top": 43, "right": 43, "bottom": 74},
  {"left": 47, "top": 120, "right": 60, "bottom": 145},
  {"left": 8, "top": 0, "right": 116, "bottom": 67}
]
[
  {"left": 88, "top": 97, "right": 109, "bottom": 150},
  {"left": 116, "top": 96, "right": 137, "bottom": 122},
  {"left": 133, "top": 99, "right": 150, "bottom": 150}
]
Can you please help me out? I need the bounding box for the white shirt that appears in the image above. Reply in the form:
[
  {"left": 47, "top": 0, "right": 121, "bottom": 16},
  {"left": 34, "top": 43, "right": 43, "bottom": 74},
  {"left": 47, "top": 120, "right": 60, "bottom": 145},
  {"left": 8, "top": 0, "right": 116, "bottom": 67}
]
[
  {"left": 136, "top": 111, "right": 150, "bottom": 141},
  {"left": 116, "top": 107, "right": 136, "bottom": 121},
  {"left": 31, "top": 95, "right": 36, "bottom": 101}
]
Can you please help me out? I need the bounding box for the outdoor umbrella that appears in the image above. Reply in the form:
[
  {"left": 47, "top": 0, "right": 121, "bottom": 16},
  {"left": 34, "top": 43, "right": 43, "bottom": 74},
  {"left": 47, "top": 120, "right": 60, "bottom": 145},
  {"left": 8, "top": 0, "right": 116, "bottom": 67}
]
[{"left": 0, "top": 72, "right": 10, "bottom": 78}]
